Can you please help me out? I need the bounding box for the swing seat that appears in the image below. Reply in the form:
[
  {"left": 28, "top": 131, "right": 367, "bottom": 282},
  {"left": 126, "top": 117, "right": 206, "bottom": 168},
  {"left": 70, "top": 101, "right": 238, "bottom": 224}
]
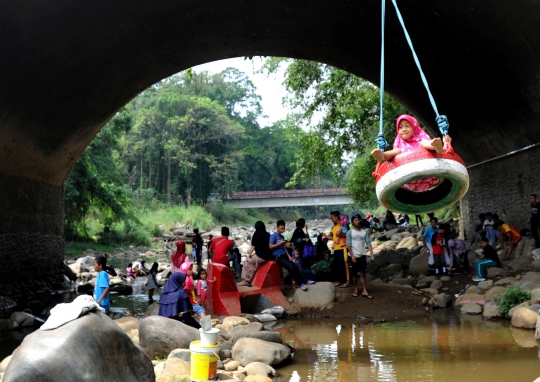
[{"left": 372, "top": 146, "right": 469, "bottom": 215}]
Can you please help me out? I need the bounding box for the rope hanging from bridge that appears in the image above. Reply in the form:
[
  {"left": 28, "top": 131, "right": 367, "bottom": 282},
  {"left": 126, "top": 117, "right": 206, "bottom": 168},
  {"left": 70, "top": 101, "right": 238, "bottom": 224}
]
[{"left": 377, "top": 0, "right": 450, "bottom": 152}]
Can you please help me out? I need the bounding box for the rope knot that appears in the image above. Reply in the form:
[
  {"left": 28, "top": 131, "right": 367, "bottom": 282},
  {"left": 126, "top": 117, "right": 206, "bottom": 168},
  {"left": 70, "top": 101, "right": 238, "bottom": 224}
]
[
  {"left": 436, "top": 115, "right": 450, "bottom": 136},
  {"left": 376, "top": 133, "right": 389, "bottom": 152}
]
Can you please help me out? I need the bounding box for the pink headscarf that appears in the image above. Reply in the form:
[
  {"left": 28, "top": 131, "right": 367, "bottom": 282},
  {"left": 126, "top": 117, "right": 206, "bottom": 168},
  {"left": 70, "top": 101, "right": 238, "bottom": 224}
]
[
  {"left": 171, "top": 240, "right": 187, "bottom": 270},
  {"left": 393, "top": 115, "right": 431, "bottom": 153},
  {"left": 179, "top": 261, "right": 194, "bottom": 291}
]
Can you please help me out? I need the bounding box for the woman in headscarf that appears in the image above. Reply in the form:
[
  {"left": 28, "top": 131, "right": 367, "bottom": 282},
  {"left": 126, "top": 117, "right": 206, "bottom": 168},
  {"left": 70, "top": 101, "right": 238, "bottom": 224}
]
[
  {"left": 171, "top": 240, "right": 187, "bottom": 273},
  {"left": 236, "top": 221, "right": 273, "bottom": 286},
  {"left": 158, "top": 272, "right": 200, "bottom": 328}
]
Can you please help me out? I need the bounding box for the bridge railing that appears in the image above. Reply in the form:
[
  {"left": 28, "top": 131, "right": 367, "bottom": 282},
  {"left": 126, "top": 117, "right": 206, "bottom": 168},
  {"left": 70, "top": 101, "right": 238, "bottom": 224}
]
[{"left": 226, "top": 188, "right": 348, "bottom": 200}]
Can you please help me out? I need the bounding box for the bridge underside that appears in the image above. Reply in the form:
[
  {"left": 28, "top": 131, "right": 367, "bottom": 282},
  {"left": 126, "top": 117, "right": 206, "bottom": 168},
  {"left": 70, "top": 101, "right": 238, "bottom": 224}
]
[
  {"left": 1, "top": 0, "right": 540, "bottom": 297},
  {"left": 226, "top": 195, "right": 353, "bottom": 208}
]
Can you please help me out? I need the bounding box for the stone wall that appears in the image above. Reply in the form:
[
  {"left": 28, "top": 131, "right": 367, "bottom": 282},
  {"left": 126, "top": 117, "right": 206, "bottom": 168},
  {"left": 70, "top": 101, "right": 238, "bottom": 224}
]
[
  {"left": 0, "top": 174, "right": 65, "bottom": 303},
  {"left": 461, "top": 145, "right": 540, "bottom": 240}
]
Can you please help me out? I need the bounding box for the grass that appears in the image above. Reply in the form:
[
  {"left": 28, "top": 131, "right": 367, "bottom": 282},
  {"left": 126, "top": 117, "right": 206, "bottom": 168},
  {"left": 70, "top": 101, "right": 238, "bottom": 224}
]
[{"left": 64, "top": 241, "right": 119, "bottom": 258}]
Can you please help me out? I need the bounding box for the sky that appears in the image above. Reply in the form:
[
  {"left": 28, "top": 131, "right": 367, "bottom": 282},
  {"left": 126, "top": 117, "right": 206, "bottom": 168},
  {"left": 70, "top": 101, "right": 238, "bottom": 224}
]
[{"left": 193, "top": 57, "right": 289, "bottom": 127}]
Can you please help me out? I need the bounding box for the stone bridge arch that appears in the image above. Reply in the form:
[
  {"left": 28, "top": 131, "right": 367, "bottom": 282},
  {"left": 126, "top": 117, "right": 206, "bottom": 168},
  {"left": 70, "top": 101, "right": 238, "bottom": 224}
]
[{"left": 1, "top": 0, "right": 540, "bottom": 293}]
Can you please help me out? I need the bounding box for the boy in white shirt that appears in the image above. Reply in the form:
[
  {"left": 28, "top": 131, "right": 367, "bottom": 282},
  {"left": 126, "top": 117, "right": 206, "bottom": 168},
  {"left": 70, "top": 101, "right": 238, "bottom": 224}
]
[{"left": 346, "top": 214, "right": 375, "bottom": 299}]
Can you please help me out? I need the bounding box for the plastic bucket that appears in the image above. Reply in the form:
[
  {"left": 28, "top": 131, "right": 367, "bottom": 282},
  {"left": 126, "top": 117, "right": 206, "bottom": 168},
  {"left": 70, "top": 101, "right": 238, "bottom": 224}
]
[
  {"left": 190, "top": 340, "right": 220, "bottom": 381},
  {"left": 199, "top": 327, "right": 220, "bottom": 346}
]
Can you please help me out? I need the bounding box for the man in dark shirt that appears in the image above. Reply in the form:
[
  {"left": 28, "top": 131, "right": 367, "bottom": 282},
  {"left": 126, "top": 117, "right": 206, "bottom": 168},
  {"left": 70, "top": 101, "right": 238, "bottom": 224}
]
[
  {"left": 193, "top": 228, "right": 203, "bottom": 265},
  {"left": 473, "top": 237, "right": 501, "bottom": 282},
  {"left": 530, "top": 194, "right": 540, "bottom": 248}
]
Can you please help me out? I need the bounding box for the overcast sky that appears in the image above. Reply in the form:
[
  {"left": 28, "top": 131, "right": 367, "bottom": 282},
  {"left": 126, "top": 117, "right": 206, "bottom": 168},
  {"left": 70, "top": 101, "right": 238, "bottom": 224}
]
[{"left": 193, "top": 57, "right": 288, "bottom": 127}]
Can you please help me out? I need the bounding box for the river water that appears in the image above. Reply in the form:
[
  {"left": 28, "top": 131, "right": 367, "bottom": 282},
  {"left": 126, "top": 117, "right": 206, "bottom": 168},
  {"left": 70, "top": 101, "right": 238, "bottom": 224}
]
[{"left": 2, "top": 258, "right": 539, "bottom": 381}]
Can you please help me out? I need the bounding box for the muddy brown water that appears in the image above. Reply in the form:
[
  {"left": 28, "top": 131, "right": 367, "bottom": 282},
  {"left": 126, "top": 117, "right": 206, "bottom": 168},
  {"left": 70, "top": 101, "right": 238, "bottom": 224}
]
[{"left": 273, "top": 310, "right": 540, "bottom": 382}]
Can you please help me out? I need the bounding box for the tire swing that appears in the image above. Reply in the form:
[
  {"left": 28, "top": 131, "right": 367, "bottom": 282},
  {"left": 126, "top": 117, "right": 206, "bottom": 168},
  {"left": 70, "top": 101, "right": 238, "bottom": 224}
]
[{"left": 371, "top": 0, "right": 469, "bottom": 215}]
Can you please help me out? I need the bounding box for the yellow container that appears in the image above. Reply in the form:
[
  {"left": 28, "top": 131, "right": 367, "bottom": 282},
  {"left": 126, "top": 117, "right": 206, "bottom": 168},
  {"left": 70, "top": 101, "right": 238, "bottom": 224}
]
[{"left": 190, "top": 340, "right": 220, "bottom": 381}]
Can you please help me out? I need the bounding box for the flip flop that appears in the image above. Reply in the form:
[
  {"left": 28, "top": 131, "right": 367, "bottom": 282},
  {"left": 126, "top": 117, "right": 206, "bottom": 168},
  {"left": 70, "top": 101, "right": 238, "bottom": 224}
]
[
  {"left": 339, "top": 284, "right": 349, "bottom": 288},
  {"left": 362, "top": 294, "right": 374, "bottom": 299},
  {"left": 352, "top": 292, "right": 359, "bottom": 297}
]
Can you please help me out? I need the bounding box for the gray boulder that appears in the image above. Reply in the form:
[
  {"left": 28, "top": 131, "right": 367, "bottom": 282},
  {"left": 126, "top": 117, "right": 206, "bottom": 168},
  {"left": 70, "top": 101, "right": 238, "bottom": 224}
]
[
  {"left": 139, "top": 316, "right": 200, "bottom": 358},
  {"left": 231, "top": 331, "right": 282, "bottom": 344},
  {"left": 461, "top": 303, "right": 483, "bottom": 315},
  {"left": 511, "top": 307, "right": 539, "bottom": 329},
  {"left": 509, "top": 257, "right": 533, "bottom": 271},
  {"left": 430, "top": 280, "right": 443, "bottom": 290},
  {"left": 522, "top": 272, "right": 540, "bottom": 283},
  {"left": 482, "top": 301, "right": 502, "bottom": 319},
  {"left": 232, "top": 338, "right": 291, "bottom": 366},
  {"left": 168, "top": 348, "right": 192, "bottom": 363},
  {"left": 477, "top": 280, "right": 494, "bottom": 291},
  {"left": 429, "top": 293, "right": 451, "bottom": 308},
  {"left": 379, "top": 264, "right": 403, "bottom": 279},
  {"left": 293, "top": 282, "right": 335, "bottom": 308},
  {"left": 408, "top": 250, "right": 430, "bottom": 276},
  {"left": 3, "top": 312, "right": 154, "bottom": 382},
  {"left": 530, "top": 288, "right": 540, "bottom": 304},
  {"left": 486, "top": 267, "right": 506, "bottom": 278},
  {"left": 531, "top": 260, "right": 540, "bottom": 270}
]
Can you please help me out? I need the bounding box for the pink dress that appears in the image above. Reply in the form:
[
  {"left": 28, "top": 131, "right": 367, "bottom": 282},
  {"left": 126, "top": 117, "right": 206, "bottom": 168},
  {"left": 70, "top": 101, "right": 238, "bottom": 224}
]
[{"left": 393, "top": 115, "right": 441, "bottom": 192}]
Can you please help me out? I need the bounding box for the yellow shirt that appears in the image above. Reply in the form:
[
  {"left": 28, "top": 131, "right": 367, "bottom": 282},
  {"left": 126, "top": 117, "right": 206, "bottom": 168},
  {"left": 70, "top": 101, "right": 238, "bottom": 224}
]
[{"left": 332, "top": 224, "right": 345, "bottom": 251}]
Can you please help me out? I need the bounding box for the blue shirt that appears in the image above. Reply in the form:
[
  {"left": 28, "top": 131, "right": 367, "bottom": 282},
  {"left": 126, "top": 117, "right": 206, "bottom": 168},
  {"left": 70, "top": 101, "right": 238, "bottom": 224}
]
[
  {"left": 423, "top": 226, "right": 439, "bottom": 243},
  {"left": 270, "top": 232, "right": 287, "bottom": 256},
  {"left": 94, "top": 270, "right": 110, "bottom": 310}
]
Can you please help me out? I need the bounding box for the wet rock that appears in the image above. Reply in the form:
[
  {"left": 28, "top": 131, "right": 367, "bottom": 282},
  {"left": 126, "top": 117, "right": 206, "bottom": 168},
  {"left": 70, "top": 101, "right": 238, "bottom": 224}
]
[
  {"left": 511, "top": 327, "right": 538, "bottom": 348},
  {"left": 486, "top": 267, "right": 506, "bottom": 278},
  {"left": 511, "top": 307, "right": 538, "bottom": 329},
  {"left": 110, "top": 283, "right": 133, "bottom": 295},
  {"left": 155, "top": 358, "right": 190, "bottom": 382},
  {"left": 75, "top": 255, "right": 95, "bottom": 269},
  {"left": 293, "top": 282, "right": 335, "bottom": 308},
  {"left": 482, "top": 301, "right": 502, "bottom": 319},
  {"left": 244, "top": 362, "right": 276, "bottom": 377},
  {"left": 63, "top": 263, "right": 77, "bottom": 281},
  {"left": 139, "top": 316, "right": 200, "bottom": 358},
  {"left": 408, "top": 250, "right": 430, "bottom": 276},
  {"left": 477, "top": 280, "right": 494, "bottom": 291},
  {"left": 461, "top": 303, "right": 483, "bottom": 315},
  {"left": 77, "top": 283, "right": 94, "bottom": 295},
  {"left": 2, "top": 312, "right": 154, "bottom": 382},
  {"left": 429, "top": 293, "right": 451, "bottom": 308},
  {"left": 232, "top": 338, "right": 291, "bottom": 367},
  {"left": 484, "top": 286, "right": 507, "bottom": 301}
]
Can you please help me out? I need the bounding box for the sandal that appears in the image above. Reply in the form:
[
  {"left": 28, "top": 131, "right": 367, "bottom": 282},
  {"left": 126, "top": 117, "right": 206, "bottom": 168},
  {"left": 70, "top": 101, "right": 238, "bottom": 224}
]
[
  {"left": 362, "top": 294, "right": 374, "bottom": 299},
  {"left": 353, "top": 292, "right": 359, "bottom": 297},
  {"left": 300, "top": 284, "right": 308, "bottom": 291}
]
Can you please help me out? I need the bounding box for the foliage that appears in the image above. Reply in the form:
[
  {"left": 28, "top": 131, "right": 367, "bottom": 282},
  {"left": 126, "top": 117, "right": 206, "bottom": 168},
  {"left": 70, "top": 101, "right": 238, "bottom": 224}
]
[
  {"left": 498, "top": 287, "right": 531, "bottom": 318},
  {"left": 261, "top": 58, "right": 408, "bottom": 204}
]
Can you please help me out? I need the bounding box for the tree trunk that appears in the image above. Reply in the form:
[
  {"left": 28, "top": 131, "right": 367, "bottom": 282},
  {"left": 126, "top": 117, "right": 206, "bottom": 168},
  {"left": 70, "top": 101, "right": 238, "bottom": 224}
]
[
  {"left": 166, "top": 154, "right": 171, "bottom": 203},
  {"left": 148, "top": 152, "right": 152, "bottom": 189}
]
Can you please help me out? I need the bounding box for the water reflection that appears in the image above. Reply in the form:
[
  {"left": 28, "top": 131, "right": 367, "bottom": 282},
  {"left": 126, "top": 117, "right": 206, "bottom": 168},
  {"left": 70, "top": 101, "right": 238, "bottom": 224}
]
[{"left": 276, "top": 311, "right": 540, "bottom": 382}]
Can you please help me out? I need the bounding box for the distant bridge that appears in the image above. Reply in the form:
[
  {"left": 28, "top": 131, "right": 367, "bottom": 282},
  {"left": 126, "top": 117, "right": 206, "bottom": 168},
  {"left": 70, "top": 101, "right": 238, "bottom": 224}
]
[{"left": 223, "top": 188, "right": 353, "bottom": 208}]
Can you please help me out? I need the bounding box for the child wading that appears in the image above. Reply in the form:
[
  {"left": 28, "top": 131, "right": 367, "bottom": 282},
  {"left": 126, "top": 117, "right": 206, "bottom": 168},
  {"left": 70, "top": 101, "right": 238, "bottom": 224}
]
[
  {"left": 146, "top": 262, "right": 160, "bottom": 303},
  {"left": 93, "top": 256, "right": 110, "bottom": 314},
  {"left": 346, "top": 215, "right": 375, "bottom": 299}
]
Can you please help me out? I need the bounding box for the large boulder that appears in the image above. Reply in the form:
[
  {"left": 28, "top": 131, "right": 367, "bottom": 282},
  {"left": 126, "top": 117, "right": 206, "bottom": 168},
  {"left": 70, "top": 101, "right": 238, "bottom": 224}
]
[
  {"left": 3, "top": 312, "right": 154, "bottom": 382},
  {"left": 10, "top": 312, "right": 35, "bottom": 327},
  {"left": 75, "top": 255, "right": 96, "bottom": 269},
  {"left": 511, "top": 307, "right": 539, "bottom": 329},
  {"left": 231, "top": 331, "right": 282, "bottom": 344},
  {"left": 522, "top": 272, "right": 540, "bottom": 283},
  {"left": 461, "top": 303, "right": 483, "bottom": 315},
  {"left": 509, "top": 256, "right": 534, "bottom": 271},
  {"left": 155, "top": 358, "right": 190, "bottom": 382},
  {"left": 293, "top": 282, "right": 335, "bottom": 308},
  {"left": 63, "top": 263, "right": 77, "bottom": 281},
  {"left": 396, "top": 236, "right": 417, "bottom": 250},
  {"left": 482, "top": 301, "right": 502, "bottom": 319},
  {"left": 368, "top": 250, "right": 411, "bottom": 275},
  {"left": 232, "top": 338, "right": 291, "bottom": 366},
  {"left": 486, "top": 267, "right": 506, "bottom": 278},
  {"left": 484, "top": 286, "right": 507, "bottom": 301},
  {"left": 139, "top": 316, "right": 200, "bottom": 358},
  {"left": 408, "top": 250, "right": 430, "bottom": 276},
  {"left": 379, "top": 264, "right": 403, "bottom": 279}
]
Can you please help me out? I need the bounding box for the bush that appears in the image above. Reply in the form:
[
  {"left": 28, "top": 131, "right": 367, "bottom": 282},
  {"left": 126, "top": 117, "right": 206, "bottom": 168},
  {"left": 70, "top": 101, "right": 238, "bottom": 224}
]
[{"left": 498, "top": 287, "right": 531, "bottom": 318}]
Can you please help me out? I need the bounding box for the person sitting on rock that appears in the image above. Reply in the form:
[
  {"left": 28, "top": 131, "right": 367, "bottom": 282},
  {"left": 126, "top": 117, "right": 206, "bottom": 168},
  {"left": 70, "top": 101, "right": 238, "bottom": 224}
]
[
  {"left": 483, "top": 212, "right": 500, "bottom": 246},
  {"left": 495, "top": 222, "right": 522, "bottom": 260},
  {"left": 473, "top": 237, "right": 502, "bottom": 282},
  {"left": 158, "top": 272, "right": 201, "bottom": 329},
  {"left": 381, "top": 210, "right": 397, "bottom": 231},
  {"left": 237, "top": 221, "right": 273, "bottom": 287}
]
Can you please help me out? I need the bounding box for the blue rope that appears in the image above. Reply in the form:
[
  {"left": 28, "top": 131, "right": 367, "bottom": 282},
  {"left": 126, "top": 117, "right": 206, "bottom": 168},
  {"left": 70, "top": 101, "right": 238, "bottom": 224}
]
[
  {"left": 391, "top": 0, "right": 449, "bottom": 135},
  {"left": 377, "top": 0, "right": 389, "bottom": 151}
]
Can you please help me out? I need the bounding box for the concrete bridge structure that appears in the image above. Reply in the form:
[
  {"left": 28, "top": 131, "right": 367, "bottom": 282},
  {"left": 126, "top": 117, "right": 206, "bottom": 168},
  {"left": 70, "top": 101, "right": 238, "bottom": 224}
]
[
  {"left": 1, "top": 1, "right": 540, "bottom": 293},
  {"left": 225, "top": 189, "right": 353, "bottom": 208}
]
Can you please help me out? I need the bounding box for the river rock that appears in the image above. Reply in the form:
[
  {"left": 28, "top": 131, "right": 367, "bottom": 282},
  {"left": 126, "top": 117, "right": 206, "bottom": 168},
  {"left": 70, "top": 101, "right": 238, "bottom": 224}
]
[
  {"left": 482, "top": 301, "right": 502, "bottom": 319},
  {"left": 517, "top": 281, "right": 539, "bottom": 292},
  {"left": 10, "top": 312, "right": 35, "bottom": 327},
  {"left": 223, "top": 316, "right": 251, "bottom": 326},
  {"left": 461, "top": 303, "right": 483, "bottom": 315},
  {"left": 484, "top": 286, "right": 507, "bottom": 301},
  {"left": 244, "top": 362, "right": 276, "bottom": 377},
  {"left": 293, "top": 282, "right": 335, "bottom": 308},
  {"left": 231, "top": 331, "right": 282, "bottom": 344},
  {"left": 420, "top": 288, "right": 440, "bottom": 295},
  {"left": 522, "top": 272, "right": 540, "bottom": 283},
  {"left": 167, "top": 348, "right": 191, "bottom": 363},
  {"left": 139, "top": 316, "right": 200, "bottom": 358},
  {"left": 512, "top": 307, "right": 539, "bottom": 329},
  {"left": 232, "top": 338, "right": 291, "bottom": 366},
  {"left": 229, "top": 322, "right": 263, "bottom": 335},
  {"left": 379, "top": 264, "right": 402, "bottom": 279},
  {"left": 477, "top": 280, "right": 494, "bottom": 290},
  {"left": 2, "top": 312, "right": 154, "bottom": 382},
  {"left": 245, "top": 375, "right": 273, "bottom": 382},
  {"left": 396, "top": 237, "right": 417, "bottom": 250},
  {"left": 509, "top": 257, "right": 533, "bottom": 271},
  {"left": 408, "top": 250, "right": 430, "bottom": 276},
  {"left": 63, "top": 263, "right": 77, "bottom": 281},
  {"left": 155, "top": 358, "right": 190, "bottom": 382},
  {"left": 495, "top": 277, "right": 516, "bottom": 286},
  {"left": 486, "top": 267, "right": 506, "bottom": 278},
  {"left": 430, "top": 280, "right": 443, "bottom": 290},
  {"left": 531, "top": 260, "right": 540, "bottom": 270},
  {"left": 68, "top": 262, "right": 87, "bottom": 274},
  {"left": 530, "top": 288, "right": 540, "bottom": 304},
  {"left": 509, "top": 302, "right": 530, "bottom": 318},
  {"left": 110, "top": 283, "right": 134, "bottom": 295},
  {"left": 455, "top": 293, "right": 485, "bottom": 308},
  {"left": 429, "top": 293, "right": 451, "bottom": 308},
  {"left": 75, "top": 255, "right": 96, "bottom": 269},
  {"left": 466, "top": 286, "right": 484, "bottom": 294},
  {"left": 225, "top": 360, "right": 241, "bottom": 371},
  {"left": 0, "top": 319, "right": 17, "bottom": 331}
]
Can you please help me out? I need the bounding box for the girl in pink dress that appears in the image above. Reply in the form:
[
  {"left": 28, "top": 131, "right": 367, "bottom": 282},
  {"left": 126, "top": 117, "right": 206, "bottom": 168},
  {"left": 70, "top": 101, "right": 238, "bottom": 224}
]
[{"left": 371, "top": 115, "right": 452, "bottom": 192}]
